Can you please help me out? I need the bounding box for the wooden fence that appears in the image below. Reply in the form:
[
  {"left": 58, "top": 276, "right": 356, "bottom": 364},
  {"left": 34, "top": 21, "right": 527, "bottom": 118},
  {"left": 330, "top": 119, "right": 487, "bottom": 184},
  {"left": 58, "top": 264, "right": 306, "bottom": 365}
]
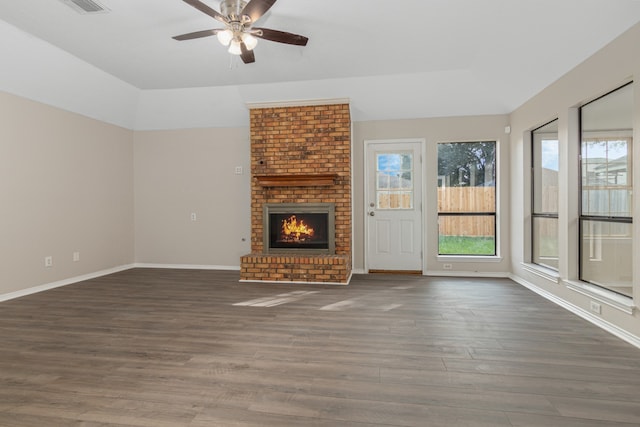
[
  {"left": 438, "top": 187, "right": 495, "bottom": 213},
  {"left": 438, "top": 187, "right": 495, "bottom": 237}
]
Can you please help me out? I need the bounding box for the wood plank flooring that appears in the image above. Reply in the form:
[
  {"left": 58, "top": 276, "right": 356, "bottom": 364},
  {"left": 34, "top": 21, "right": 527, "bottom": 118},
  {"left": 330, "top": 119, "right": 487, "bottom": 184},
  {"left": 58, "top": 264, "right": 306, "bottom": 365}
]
[{"left": 1, "top": 268, "right": 639, "bottom": 426}]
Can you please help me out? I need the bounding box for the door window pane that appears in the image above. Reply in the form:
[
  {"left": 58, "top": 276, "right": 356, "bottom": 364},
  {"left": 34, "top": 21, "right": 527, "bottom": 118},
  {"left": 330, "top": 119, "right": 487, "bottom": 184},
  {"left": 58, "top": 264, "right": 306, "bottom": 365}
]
[{"left": 376, "top": 153, "right": 413, "bottom": 209}]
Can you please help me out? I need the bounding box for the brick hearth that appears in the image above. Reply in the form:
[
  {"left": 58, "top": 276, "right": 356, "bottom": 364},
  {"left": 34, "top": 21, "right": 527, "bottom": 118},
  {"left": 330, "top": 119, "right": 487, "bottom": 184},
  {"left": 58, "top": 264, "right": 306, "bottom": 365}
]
[{"left": 240, "top": 101, "right": 351, "bottom": 284}]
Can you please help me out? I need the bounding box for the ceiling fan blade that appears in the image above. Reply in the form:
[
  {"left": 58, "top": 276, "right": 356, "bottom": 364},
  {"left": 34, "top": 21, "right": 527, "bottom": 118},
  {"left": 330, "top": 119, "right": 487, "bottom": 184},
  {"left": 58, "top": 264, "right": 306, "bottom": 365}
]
[
  {"left": 241, "top": 0, "right": 277, "bottom": 23},
  {"left": 240, "top": 42, "right": 256, "bottom": 64},
  {"left": 181, "top": 0, "right": 227, "bottom": 24},
  {"left": 253, "top": 27, "right": 308, "bottom": 46},
  {"left": 172, "top": 29, "right": 220, "bottom": 41}
]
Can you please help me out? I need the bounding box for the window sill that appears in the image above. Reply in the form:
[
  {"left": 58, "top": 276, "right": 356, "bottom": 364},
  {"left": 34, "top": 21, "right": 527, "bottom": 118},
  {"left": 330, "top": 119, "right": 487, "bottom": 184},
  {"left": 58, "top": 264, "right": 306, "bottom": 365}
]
[
  {"left": 565, "top": 280, "right": 635, "bottom": 315},
  {"left": 521, "top": 262, "right": 560, "bottom": 284},
  {"left": 437, "top": 255, "right": 503, "bottom": 263}
]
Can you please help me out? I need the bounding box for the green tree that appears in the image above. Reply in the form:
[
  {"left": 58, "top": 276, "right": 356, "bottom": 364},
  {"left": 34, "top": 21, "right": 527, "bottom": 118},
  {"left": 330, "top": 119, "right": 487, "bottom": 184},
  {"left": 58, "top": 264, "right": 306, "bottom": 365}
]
[{"left": 438, "top": 141, "right": 496, "bottom": 187}]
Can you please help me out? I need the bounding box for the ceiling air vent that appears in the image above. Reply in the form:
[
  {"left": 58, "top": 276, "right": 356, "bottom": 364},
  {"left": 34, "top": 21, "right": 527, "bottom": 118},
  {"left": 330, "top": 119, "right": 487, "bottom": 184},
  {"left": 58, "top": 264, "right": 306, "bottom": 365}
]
[{"left": 59, "top": 0, "right": 110, "bottom": 14}]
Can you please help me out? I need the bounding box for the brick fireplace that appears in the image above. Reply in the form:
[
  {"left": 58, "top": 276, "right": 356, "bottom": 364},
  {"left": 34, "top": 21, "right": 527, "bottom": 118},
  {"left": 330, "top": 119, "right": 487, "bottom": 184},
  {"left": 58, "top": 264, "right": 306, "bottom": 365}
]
[{"left": 240, "top": 100, "right": 352, "bottom": 284}]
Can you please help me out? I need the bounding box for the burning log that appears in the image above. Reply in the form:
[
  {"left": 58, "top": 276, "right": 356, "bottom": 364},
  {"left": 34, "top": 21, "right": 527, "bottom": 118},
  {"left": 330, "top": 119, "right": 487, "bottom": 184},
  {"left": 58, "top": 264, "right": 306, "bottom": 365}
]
[{"left": 281, "top": 215, "right": 314, "bottom": 242}]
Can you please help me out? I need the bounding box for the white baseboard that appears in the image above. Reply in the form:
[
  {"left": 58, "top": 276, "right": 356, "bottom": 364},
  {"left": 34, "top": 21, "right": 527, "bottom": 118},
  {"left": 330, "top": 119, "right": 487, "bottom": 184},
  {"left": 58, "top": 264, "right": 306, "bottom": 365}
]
[
  {"left": 425, "top": 270, "right": 511, "bottom": 278},
  {"left": 510, "top": 273, "right": 640, "bottom": 349},
  {"left": 0, "top": 264, "right": 135, "bottom": 303},
  {"left": 134, "top": 263, "right": 240, "bottom": 271},
  {"left": 353, "top": 268, "right": 510, "bottom": 278}
]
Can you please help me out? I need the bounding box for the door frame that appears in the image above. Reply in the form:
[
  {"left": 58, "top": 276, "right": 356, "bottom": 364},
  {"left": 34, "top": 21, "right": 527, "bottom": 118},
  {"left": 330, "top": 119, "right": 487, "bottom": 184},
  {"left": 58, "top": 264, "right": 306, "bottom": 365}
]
[{"left": 363, "top": 138, "right": 426, "bottom": 274}]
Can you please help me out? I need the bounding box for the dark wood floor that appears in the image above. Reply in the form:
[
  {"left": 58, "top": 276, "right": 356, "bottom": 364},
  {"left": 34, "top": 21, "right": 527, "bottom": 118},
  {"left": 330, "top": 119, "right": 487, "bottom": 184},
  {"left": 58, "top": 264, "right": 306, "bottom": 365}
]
[{"left": 1, "top": 269, "right": 640, "bottom": 426}]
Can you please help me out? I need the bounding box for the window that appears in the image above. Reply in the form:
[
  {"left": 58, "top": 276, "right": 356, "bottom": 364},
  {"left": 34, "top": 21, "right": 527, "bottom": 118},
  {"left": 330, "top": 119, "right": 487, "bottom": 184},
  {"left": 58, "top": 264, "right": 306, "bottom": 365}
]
[
  {"left": 579, "top": 83, "right": 633, "bottom": 298},
  {"left": 437, "top": 141, "right": 496, "bottom": 255},
  {"left": 375, "top": 152, "right": 414, "bottom": 209},
  {"left": 532, "top": 120, "right": 559, "bottom": 270}
]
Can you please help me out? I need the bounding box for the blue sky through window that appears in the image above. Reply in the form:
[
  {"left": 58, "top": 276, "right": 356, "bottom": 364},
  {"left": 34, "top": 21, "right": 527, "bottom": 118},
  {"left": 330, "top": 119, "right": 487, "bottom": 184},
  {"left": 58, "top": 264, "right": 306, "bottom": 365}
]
[
  {"left": 541, "top": 139, "right": 559, "bottom": 171},
  {"left": 583, "top": 139, "right": 628, "bottom": 161},
  {"left": 378, "top": 154, "right": 400, "bottom": 171}
]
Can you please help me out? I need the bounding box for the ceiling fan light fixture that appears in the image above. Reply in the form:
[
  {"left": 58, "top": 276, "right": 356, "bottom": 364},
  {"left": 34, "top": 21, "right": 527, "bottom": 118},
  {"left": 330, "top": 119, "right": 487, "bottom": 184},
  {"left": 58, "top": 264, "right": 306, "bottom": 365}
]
[
  {"left": 216, "top": 29, "right": 234, "bottom": 46},
  {"left": 228, "top": 39, "right": 242, "bottom": 55},
  {"left": 174, "top": 0, "right": 309, "bottom": 64},
  {"left": 241, "top": 33, "right": 258, "bottom": 50}
]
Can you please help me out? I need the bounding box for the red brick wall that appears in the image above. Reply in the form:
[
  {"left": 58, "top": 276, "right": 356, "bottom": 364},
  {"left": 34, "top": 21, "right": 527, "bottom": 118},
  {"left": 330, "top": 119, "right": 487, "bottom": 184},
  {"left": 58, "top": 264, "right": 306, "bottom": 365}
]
[{"left": 240, "top": 102, "right": 352, "bottom": 283}]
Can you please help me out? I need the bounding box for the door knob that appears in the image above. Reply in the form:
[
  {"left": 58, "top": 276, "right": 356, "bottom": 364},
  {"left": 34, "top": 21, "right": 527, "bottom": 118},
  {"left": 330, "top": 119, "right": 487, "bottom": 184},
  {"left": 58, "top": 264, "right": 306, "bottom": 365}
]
[{"left": 368, "top": 211, "right": 375, "bottom": 216}]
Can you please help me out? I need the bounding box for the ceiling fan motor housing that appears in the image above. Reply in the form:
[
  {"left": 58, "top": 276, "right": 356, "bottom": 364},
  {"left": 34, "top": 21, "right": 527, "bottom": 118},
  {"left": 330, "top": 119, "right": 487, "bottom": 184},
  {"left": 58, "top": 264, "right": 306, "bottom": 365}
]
[
  {"left": 173, "top": 0, "right": 309, "bottom": 64},
  {"left": 220, "top": 0, "right": 248, "bottom": 20}
]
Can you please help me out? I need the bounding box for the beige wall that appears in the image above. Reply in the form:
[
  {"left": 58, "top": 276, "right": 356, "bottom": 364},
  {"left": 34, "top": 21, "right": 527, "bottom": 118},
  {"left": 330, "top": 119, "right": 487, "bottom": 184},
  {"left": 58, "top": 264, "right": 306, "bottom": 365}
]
[
  {"left": 1, "top": 90, "right": 511, "bottom": 299},
  {"left": 0, "top": 91, "right": 251, "bottom": 298},
  {"left": 134, "top": 115, "right": 512, "bottom": 275},
  {"left": 352, "top": 115, "right": 511, "bottom": 274},
  {"left": 509, "top": 22, "right": 640, "bottom": 339},
  {"left": 0, "top": 91, "right": 134, "bottom": 296},
  {"left": 133, "top": 128, "right": 251, "bottom": 267}
]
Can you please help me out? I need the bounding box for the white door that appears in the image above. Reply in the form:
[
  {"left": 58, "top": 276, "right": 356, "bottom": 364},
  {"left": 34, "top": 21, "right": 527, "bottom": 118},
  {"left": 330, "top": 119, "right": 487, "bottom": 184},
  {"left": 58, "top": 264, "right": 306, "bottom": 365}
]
[{"left": 365, "top": 140, "right": 423, "bottom": 272}]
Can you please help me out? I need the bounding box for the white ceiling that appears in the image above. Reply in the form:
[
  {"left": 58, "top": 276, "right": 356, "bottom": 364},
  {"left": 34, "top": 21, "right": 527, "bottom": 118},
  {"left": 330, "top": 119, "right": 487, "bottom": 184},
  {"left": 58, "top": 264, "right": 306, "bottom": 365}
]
[{"left": 1, "top": 0, "right": 640, "bottom": 127}]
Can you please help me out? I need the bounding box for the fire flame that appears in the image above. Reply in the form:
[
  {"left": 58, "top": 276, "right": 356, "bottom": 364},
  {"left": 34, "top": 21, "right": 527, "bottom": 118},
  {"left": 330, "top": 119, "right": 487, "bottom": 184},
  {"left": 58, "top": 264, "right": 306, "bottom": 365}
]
[{"left": 281, "top": 215, "right": 314, "bottom": 242}]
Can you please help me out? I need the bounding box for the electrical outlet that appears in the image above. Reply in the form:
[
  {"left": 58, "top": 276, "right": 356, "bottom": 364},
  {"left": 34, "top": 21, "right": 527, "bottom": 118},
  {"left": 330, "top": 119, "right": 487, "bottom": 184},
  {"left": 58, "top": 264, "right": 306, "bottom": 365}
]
[
  {"left": 44, "top": 256, "right": 53, "bottom": 267},
  {"left": 234, "top": 166, "right": 243, "bottom": 175},
  {"left": 443, "top": 263, "right": 453, "bottom": 270},
  {"left": 190, "top": 212, "right": 197, "bottom": 221},
  {"left": 589, "top": 301, "right": 601, "bottom": 314},
  {"left": 73, "top": 252, "right": 80, "bottom": 262}
]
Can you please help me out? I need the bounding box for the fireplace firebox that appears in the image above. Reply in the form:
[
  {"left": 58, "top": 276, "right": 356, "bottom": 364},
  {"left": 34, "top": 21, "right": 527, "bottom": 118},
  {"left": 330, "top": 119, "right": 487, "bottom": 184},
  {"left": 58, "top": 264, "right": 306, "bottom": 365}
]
[{"left": 263, "top": 203, "right": 335, "bottom": 254}]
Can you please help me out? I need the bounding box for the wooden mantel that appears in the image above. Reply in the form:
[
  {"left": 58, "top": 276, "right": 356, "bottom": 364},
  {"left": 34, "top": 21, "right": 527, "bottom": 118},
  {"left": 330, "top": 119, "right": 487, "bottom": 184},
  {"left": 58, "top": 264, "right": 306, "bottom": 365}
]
[{"left": 254, "top": 174, "right": 337, "bottom": 187}]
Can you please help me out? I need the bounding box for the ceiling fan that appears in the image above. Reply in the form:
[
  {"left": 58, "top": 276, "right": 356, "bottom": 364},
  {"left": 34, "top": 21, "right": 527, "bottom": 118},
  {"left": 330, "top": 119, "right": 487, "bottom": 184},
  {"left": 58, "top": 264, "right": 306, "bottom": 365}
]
[{"left": 173, "top": 0, "right": 309, "bottom": 64}]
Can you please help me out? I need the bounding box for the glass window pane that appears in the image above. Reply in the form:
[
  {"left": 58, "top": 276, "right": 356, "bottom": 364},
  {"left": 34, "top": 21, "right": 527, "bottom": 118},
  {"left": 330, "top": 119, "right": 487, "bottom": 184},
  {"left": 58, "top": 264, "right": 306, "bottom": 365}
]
[
  {"left": 437, "top": 141, "right": 497, "bottom": 256},
  {"left": 390, "top": 173, "right": 401, "bottom": 189},
  {"left": 378, "top": 191, "right": 414, "bottom": 209},
  {"left": 377, "top": 153, "right": 400, "bottom": 171},
  {"left": 532, "top": 120, "right": 559, "bottom": 214},
  {"left": 377, "top": 172, "right": 390, "bottom": 190},
  {"left": 401, "top": 154, "right": 412, "bottom": 170},
  {"left": 580, "top": 219, "right": 632, "bottom": 297},
  {"left": 377, "top": 192, "right": 389, "bottom": 209},
  {"left": 581, "top": 84, "right": 633, "bottom": 218},
  {"left": 438, "top": 187, "right": 495, "bottom": 213},
  {"left": 581, "top": 138, "right": 632, "bottom": 217},
  {"left": 401, "top": 171, "right": 412, "bottom": 188},
  {"left": 580, "top": 83, "right": 633, "bottom": 297},
  {"left": 610, "top": 189, "right": 631, "bottom": 216},
  {"left": 400, "top": 191, "right": 413, "bottom": 209},
  {"left": 377, "top": 154, "right": 388, "bottom": 171},
  {"left": 376, "top": 151, "right": 414, "bottom": 210},
  {"left": 388, "top": 192, "right": 401, "bottom": 209},
  {"left": 438, "top": 215, "right": 495, "bottom": 255},
  {"left": 532, "top": 217, "right": 558, "bottom": 270},
  {"left": 438, "top": 141, "right": 496, "bottom": 188},
  {"left": 587, "top": 189, "right": 610, "bottom": 215}
]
